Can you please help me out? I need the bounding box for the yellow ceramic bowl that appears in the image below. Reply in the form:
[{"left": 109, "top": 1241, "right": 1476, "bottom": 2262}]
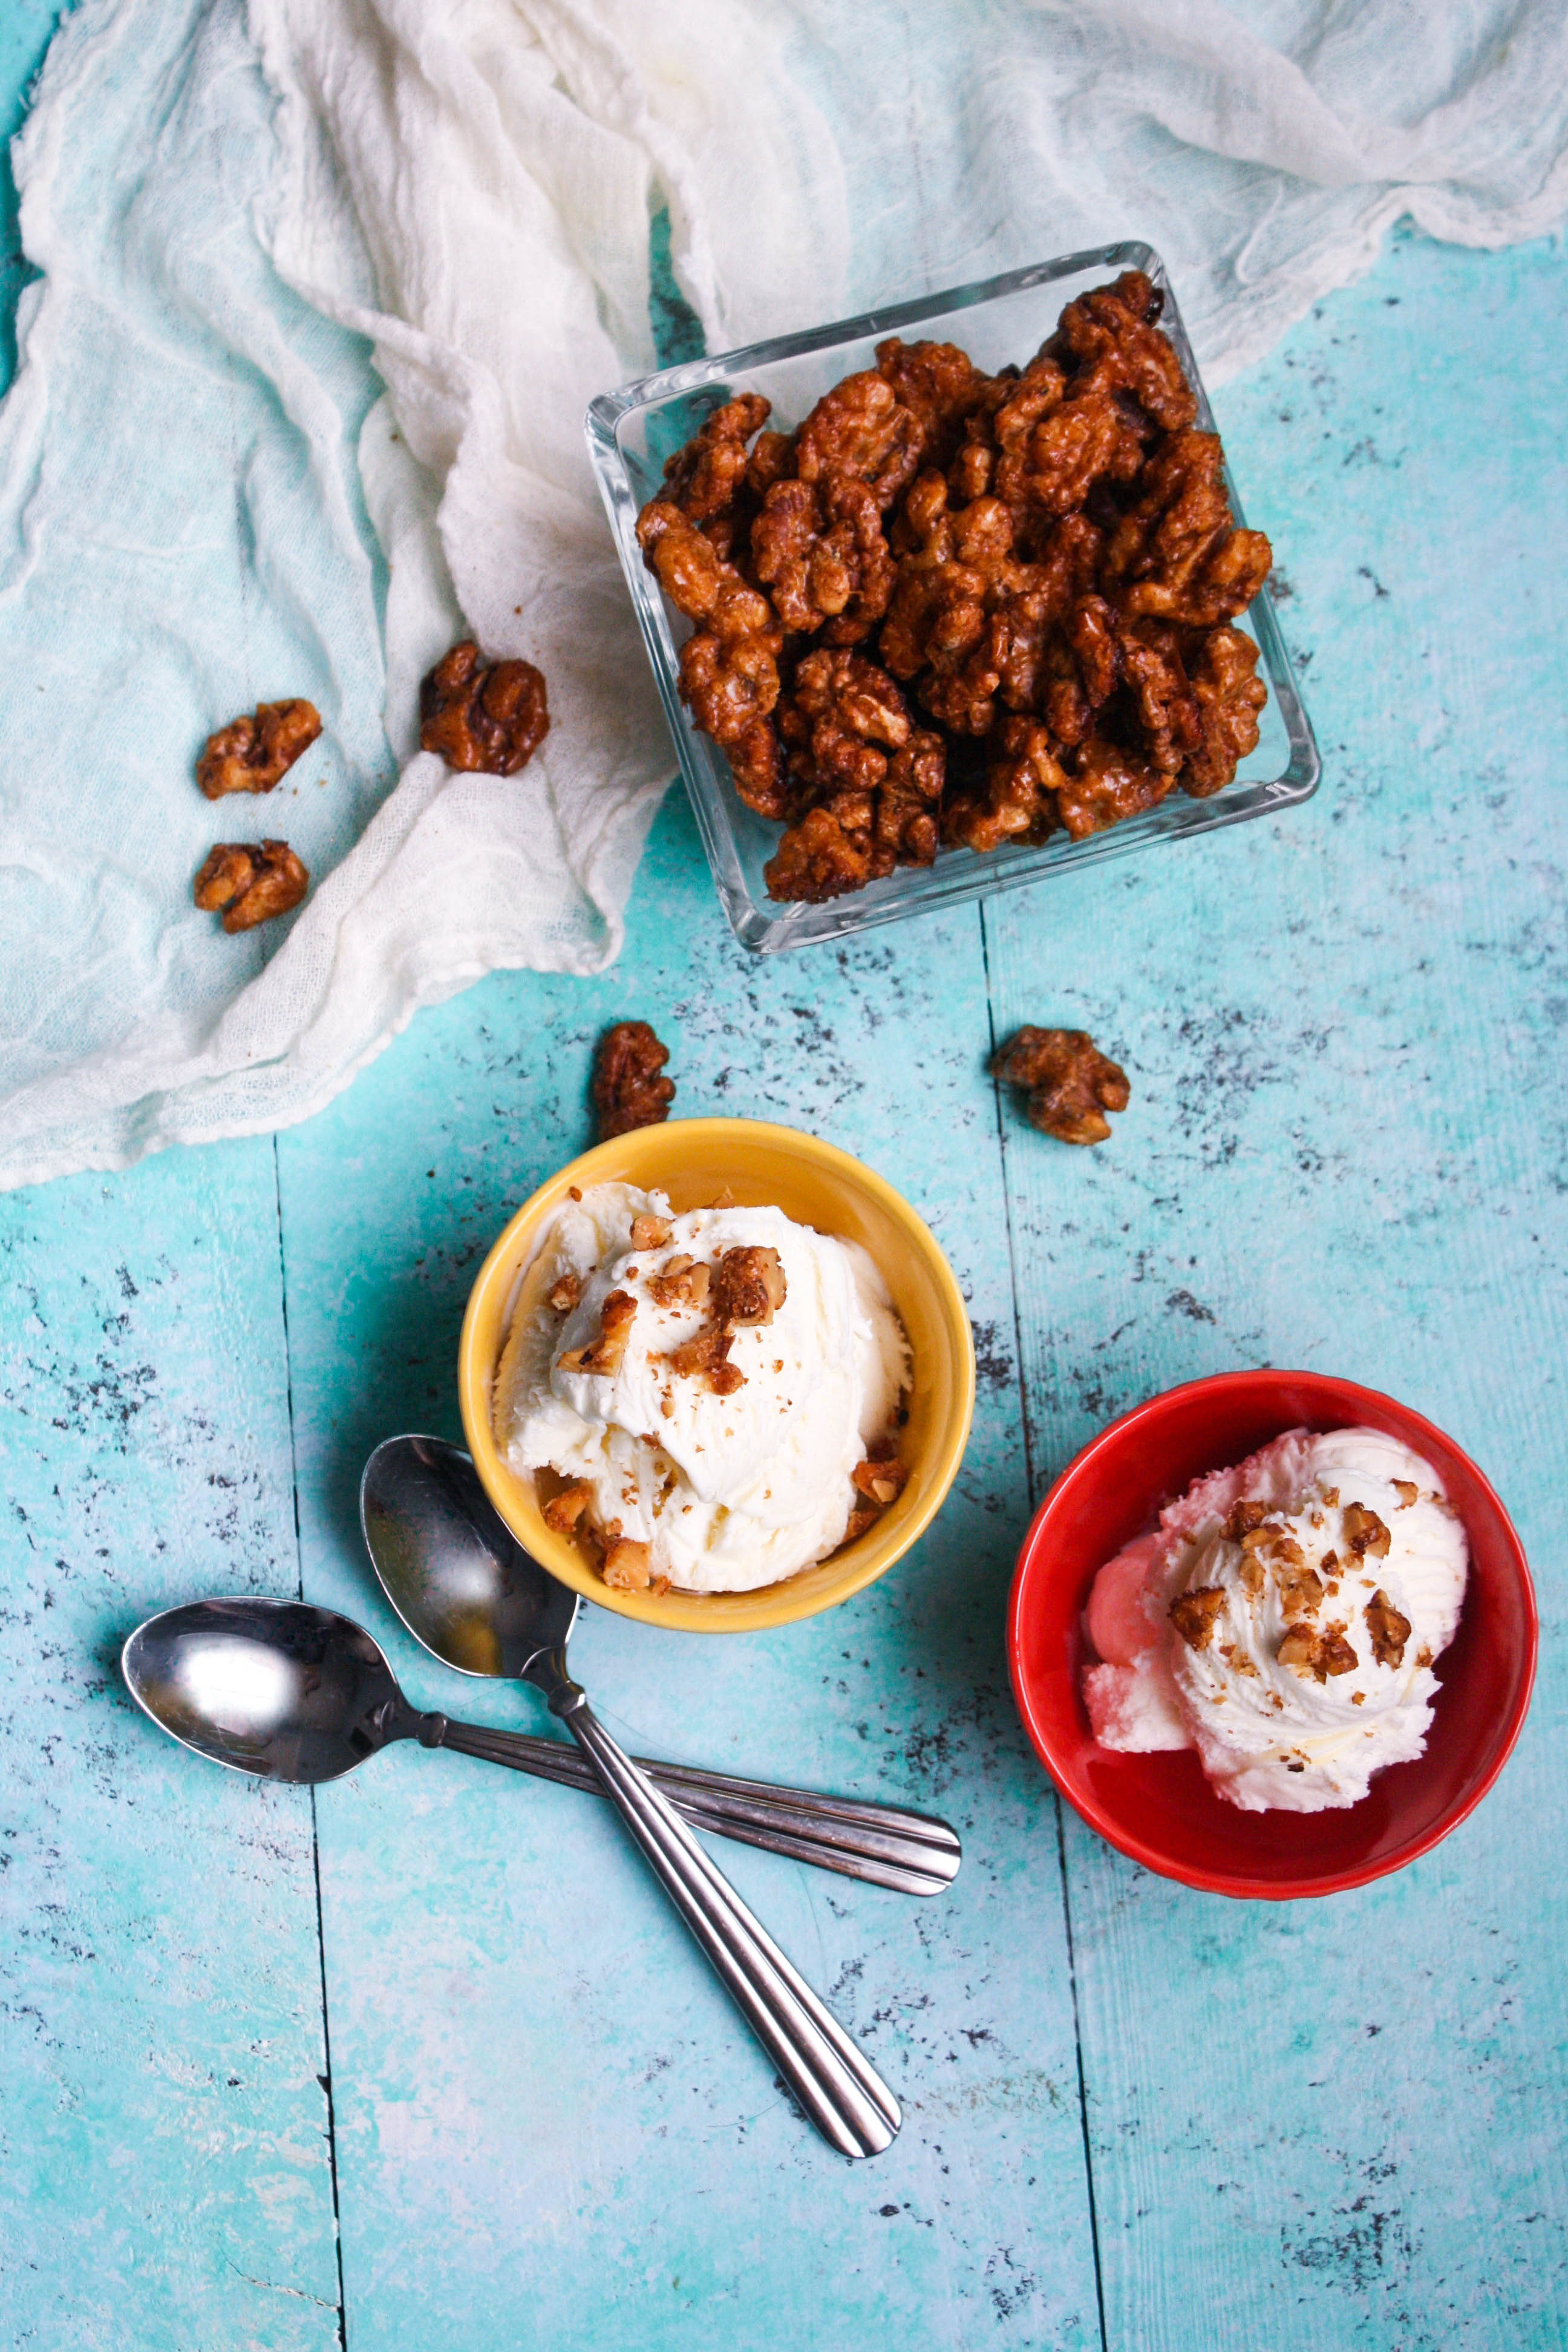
[{"left": 457, "top": 1117, "right": 975, "bottom": 1632}]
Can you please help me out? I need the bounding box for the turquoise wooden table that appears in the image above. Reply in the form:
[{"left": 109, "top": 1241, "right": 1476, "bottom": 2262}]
[{"left": 2, "top": 18, "right": 1566, "bottom": 2347}]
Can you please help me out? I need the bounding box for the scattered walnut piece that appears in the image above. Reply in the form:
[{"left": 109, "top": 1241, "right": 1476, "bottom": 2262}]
[
  {"left": 1365, "top": 1588, "right": 1413, "bottom": 1669},
  {"left": 592, "top": 1020, "right": 675, "bottom": 1142},
  {"left": 630, "top": 1213, "right": 673, "bottom": 1252},
  {"left": 547, "top": 1271, "right": 583, "bottom": 1315},
  {"left": 197, "top": 699, "right": 321, "bottom": 799},
  {"left": 1320, "top": 1485, "right": 1339, "bottom": 1508},
  {"left": 1169, "top": 1586, "right": 1226, "bottom": 1651},
  {"left": 558, "top": 1289, "right": 637, "bottom": 1377},
  {"left": 1416, "top": 1644, "right": 1433, "bottom": 1670},
  {"left": 993, "top": 1026, "right": 1130, "bottom": 1146},
  {"left": 1219, "top": 1643, "right": 1259, "bottom": 1678},
  {"left": 419, "top": 641, "right": 549, "bottom": 774},
  {"left": 1238, "top": 1553, "right": 1266, "bottom": 1598},
  {"left": 1319, "top": 1547, "right": 1339, "bottom": 1576},
  {"left": 852, "top": 1456, "right": 909, "bottom": 1509},
  {"left": 1393, "top": 1480, "right": 1419, "bottom": 1509},
  {"left": 1351, "top": 1691, "right": 1366, "bottom": 1705},
  {"left": 711, "top": 1246, "right": 786, "bottom": 1328},
  {"left": 1342, "top": 1501, "right": 1391, "bottom": 1561},
  {"left": 193, "top": 839, "right": 309, "bottom": 932},
  {"left": 541, "top": 1480, "right": 593, "bottom": 1535},
  {"left": 602, "top": 1538, "right": 652, "bottom": 1592}
]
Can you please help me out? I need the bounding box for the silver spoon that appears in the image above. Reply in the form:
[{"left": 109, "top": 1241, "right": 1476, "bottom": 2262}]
[
  {"left": 123, "top": 1596, "right": 898, "bottom": 2156},
  {"left": 355, "top": 1436, "right": 900, "bottom": 2157},
  {"left": 359, "top": 1434, "right": 959, "bottom": 1896}
]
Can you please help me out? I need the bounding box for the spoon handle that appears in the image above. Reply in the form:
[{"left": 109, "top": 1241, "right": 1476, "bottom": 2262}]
[
  {"left": 558, "top": 1693, "right": 901, "bottom": 2160},
  {"left": 427, "top": 1716, "right": 959, "bottom": 1896}
]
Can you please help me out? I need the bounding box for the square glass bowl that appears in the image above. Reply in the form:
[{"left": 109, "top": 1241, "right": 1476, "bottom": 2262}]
[{"left": 586, "top": 241, "right": 1320, "bottom": 955}]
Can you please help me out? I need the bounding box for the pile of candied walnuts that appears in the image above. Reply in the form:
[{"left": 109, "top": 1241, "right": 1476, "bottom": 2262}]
[{"left": 635, "top": 271, "right": 1272, "bottom": 904}]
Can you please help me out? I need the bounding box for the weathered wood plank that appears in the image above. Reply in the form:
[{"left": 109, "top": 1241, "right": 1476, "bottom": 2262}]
[
  {"left": 0, "top": 1140, "right": 341, "bottom": 2350},
  {"left": 273, "top": 809, "right": 1102, "bottom": 2351},
  {"left": 987, "top": 227, "right": 1568, "bottom": 2349}
]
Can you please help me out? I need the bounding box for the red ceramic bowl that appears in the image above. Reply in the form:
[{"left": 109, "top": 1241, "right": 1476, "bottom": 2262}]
[{"left": 1008, "top": 1371, "right": 1537, "bottom": 1900}]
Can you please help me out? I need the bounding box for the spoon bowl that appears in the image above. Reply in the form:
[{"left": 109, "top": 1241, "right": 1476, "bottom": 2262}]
[{"left": 123, "top": 1599, "right": 405, "bottom": 1783}]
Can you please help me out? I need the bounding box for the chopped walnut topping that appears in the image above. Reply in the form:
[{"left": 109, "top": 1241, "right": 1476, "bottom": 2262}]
[
  {"left": 852, "top": 1456, "right": 909, "bottom": 1509},
  {"left": 541, "top": 1479, "right": 593, "bottom": 1534},
  {"left": 1278, "top": 1622, "right": 1359, "bottom": 1681},
  {"left": 711, "top": 1246, "right": 787, "bottom": 1327},
  {"left": 547, "top": 1271, "right": 583, "bottom": 1315},
  {"left": 1351, "top": 1691, "right": 1365, "bottom": 1705},
  {"left": 630, "top": 1214, "right": 673, "bottom": 1252},
  {"left": 1169, "top": 1586, "right": 1226, "bottom": 1651},
  {"left": 1319, "top": 1547, "right": 1339, "bottom": 1576},
  {"left": 602, "top": 1538, "right": 652, "bottom": 1592},
  {"left": 192, "top": 839, "right": 309, "bottom": 932},
  {"left": 844, "top": 1503, "right": 881, "bottom": 1543},
  {"left": 1365, "top": 1587, "right": 1413, "bottom": 1669},
  {"left": 1393, "top": 1479, "right": 1419, "bottom": 1509},
  {"left": 1342, "top": 1501, "right": 1391, "bottom": 1561},
  {"left": 646, "top": 1256, "right": 713, "bottom": 1312},
  {"left": 1238, "top": 1553, "right": 1266, "bottom": 1598},
  {"left": 1320, "top": 1485, "right": 1339, "bottom": 1508},
  {"left": 1219, "top": 1643, "right": 1259, "bottom": 1678},
  {"left": 197, "top": 699, "right": 321, "bottom": 798},
  {"left": 1223, "top": 1498, "right": 1270, "bottom": 1540},
  {"left": 558, "top": 1289, "right": 637, "bottom": 1376},
  {"left": 1277, "top": 1563, "right": 1324, "bottom": 1619},
  {"left": 1416, "top": 1644, "right": 1433, "bottom": 1669},
  {"left": 1285, "top": 1760, "right": 1305, "bottom": 1774},
  {"left": 663, "top": 1321, "right": 743, "bottom": 1396}
]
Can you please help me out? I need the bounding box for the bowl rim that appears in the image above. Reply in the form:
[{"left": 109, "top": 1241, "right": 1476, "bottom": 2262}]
[
  {"left": 457, "top": 1116, "right": 977, "bottom": 1633},
  {"left": 1007, "top": 1368, "right": 1538, "bottom": 1899}
]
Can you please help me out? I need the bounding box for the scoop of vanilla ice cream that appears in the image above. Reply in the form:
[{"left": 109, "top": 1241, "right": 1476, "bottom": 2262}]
[
  {"left": 492, "top": 1183, "right": 910, "bottom": 1593},
  {"left": 1082, "top": 1426, "right": 1469, "bottom": 1811}
]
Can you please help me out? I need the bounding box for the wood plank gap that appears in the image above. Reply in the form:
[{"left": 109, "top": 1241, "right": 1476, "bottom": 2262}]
[
  {"left": 981, "top": 901, "right": 1108, "bottom": 2351},
  {"left": 275, "top": 1135, "right": 350, "bottom": 2352}
]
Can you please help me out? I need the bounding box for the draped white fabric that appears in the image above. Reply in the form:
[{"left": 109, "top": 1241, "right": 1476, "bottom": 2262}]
[{"left": 1, "top": 0, "right": 1562, "bottom": 1187}]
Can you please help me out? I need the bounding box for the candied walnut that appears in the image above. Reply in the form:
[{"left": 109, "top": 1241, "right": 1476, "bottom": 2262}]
[
  {"left": 680, "top": 628, "right": 782, "bottom": 745},
  {"left": 657, "top": 393, "right": 771, "bottom": 523},
  {"left": 764, "top": 803, "right": 872, "bottom": 904},
  {"left": 1183, "top": 627, "right": 1267, "bottom": 796},
  {"left": 995, "top": 388, "right": 1131, "bottom": 520},
  {"left": 942, "top": 717, "right": 1063, "bottom": 853},
  {"left": 852, "top": 1456, "right": 909, "bottom": 1509},
  {"left": 1342, "top": 1502, "right": 1391, "bottom": 1561},
  {"left": 843, "top": 1503, "right": 881, "bottom": 1544},
  {"left": 192, "top": 839, "right": 309, "bottom": 933},
  {"left": 558, "top": 1289, "right": 637, "bottom": 1377},
  {"left": 1365, "top": 1588, "right": 1413, "bottom": 1669},
  {"left": 1170, "top": 1586, "right": 1226, "bottom": 1651},
  {"left": 1056, "top": 737, "right": 1175, "bottom": 840},
  {"left": 875, "top": 337, "right": 990, "bottom": 465},
  {"left": 746, "top": 429, "right": 795, "bottom": 501},
  {"left": 780, "top": 647, "right": 912, "bottom": 789},
  {"left": 725, "top": 717, "right": 794, "bottom": 819},
  {"left": 197, "top": 699, "right": 321, "bottom": 799},
  {"left": 993, "top": 1027, "right": 1131, "bottom": 1146},
  {"left": 419, "top": 642, "right": 549, "bottom": 776},
  {"left": 592, "top": 1020, "right": 675, "bottom": 1141},
  {"left": 602, "top": 1538, "right": 653, "bottom": 1592},
  {"left": 1393, "top": 1480, "right": 1419, "bottom": 1510},
  {"left": 711, "top": 1246, "right": 786, "bottom": 1327},
  {"left": 794, "top": 371, "right": 921, "bottom": 509},
  {"left": 751, "top": 475, "right": 895, "bottom": 644},
  {"left": 664, "top": 1321, "right": 743, "bottom": 1397},
  {"left": 1278, "top": 1622, "right": 1359, "bottom": 1682},
  {"left": 546, "top": 1272, "right": 582, "bottom": 1315},
  {"left": 1049, "top": 272, "right": 1197, "bottom": 436},
  {"left": 1103, "top": 432, "right": 1272, "bottom": 629},
  {"left": 630, "top": 1214, "right": 672, "bottom": 1252},
  {"left": 1223, "top": 1498, "right": 1271, "bottom": 1541},
  {"left": 541, "top": 1479, "right": 593, "bottom": 1534},
  {"left": 1278, "top": 1562, "right": 1324, "bottom": 1619}
]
